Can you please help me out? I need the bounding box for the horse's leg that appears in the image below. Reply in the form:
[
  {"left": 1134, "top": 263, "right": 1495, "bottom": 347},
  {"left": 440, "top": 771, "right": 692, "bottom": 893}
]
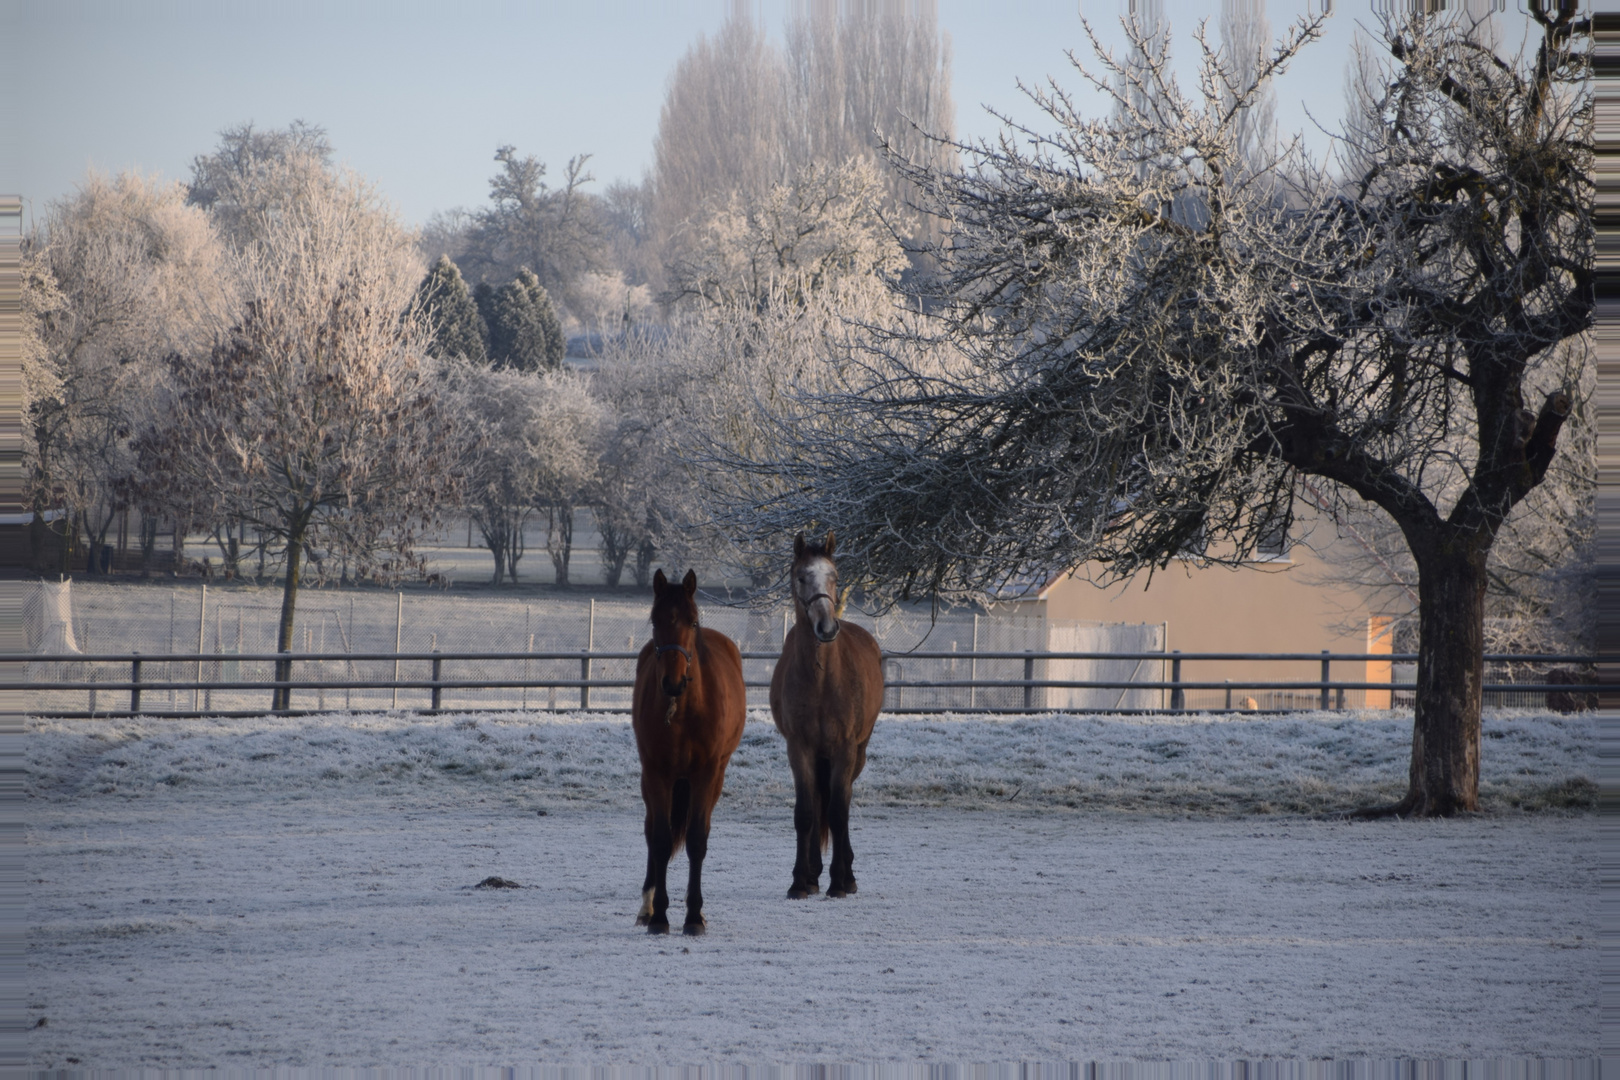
[
  {"left": 640, "top": 790, "right": 674, "bottom": 934},
  {"left": 682, "top": 772, "right": 720, "bottom": 935},
  {"left": 787, "top": 747, "right": 820, "bottom": 899},
  {"left": 826, "top": 756, "right": 858, "bottom": 898}
]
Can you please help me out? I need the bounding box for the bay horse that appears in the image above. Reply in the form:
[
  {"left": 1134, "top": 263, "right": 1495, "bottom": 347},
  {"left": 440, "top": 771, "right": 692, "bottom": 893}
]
[
  {"left": 631, "top": 569, "right": 746, "bottom": 934},
  {"left": 770, "top": 532, "right": 884, "bottom": 899}
]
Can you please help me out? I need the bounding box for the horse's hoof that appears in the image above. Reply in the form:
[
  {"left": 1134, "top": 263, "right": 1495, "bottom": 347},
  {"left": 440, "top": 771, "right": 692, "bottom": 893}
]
[
  {"left": 646, "top": 919, "right": 670, "bottom": 935},
  {"left": 787, "top": 885, "right": 816, "bottom": 900},
  {"left": 827, "top": 887, "right": 848, "bottom": 898},
  {"left": 683, "top": 918, "right": 706, "bottom": 936},
  {"left": 635, "top": 914, "right": 651, "bottom": 926}
]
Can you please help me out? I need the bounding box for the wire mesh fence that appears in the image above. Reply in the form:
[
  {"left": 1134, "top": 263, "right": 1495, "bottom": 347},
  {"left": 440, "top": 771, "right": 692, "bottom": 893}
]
[
  {"left": 20, "top": 580, "right": 1597, "bottom": 716},
  {"left": 25, "top": 579, "right": 1063, "bottom": 715}
]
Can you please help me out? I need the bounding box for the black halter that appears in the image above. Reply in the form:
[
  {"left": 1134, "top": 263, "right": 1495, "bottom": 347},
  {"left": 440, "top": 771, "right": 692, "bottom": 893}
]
[
  {"left": 654, "top": 643, "right": 693, "bottom": 665},
  {"left": 802, "top": 592, "right": 836, "bottom": 610}
]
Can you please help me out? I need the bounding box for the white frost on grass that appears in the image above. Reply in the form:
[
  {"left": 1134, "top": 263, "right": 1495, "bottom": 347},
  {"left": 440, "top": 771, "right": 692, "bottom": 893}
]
[
  {"left": 26, "top": 802, "right": 1599, "bottom": 1067},
  {"left": 27, "top": 708, "right": 1597, "bottom": 815},
  {"left": 25, "top": 708, "right": 1598, "bottom": 1067}
]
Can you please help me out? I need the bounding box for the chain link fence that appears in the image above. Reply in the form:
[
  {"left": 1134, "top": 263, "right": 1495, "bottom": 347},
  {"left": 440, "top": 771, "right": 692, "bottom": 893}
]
[
  {"left": 24, "top": 580, "right": 1594, "bottom": 716},
  {"left": 26, "top": 579, "right": 1086, "bottom": 715}
]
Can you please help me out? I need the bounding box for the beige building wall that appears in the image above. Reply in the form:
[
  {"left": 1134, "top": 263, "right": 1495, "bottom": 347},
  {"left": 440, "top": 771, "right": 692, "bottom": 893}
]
[{"left": 1003, "top": 514, "right": 1399, "bottom": 709}]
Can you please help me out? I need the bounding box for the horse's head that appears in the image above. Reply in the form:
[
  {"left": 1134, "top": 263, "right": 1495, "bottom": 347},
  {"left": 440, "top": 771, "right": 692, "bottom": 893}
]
[
  {"left": 651, "top": 568, "right": 700, "bottom": 698},
  {"left": 792, "top": 531, "right": 842, "bottom": 644}
]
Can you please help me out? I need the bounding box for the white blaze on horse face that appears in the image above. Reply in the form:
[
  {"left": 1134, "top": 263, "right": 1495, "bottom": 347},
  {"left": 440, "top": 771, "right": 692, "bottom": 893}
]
[{"left": 796, "top": 556, "right": 840, "bottom": 643}]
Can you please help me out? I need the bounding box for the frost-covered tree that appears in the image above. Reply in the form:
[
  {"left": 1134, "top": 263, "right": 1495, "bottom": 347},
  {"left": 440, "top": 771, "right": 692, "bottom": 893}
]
[
  {"left": 666, "top": 157, "right": 907, "bottom": 313},
  {"left": 445, "top": 361, "right": 548, "bottom": 583},
  {"left": 652, "top": 2, "right": 953, "bottom": 274},
  {"left": 653, "top": 16, "right": 787, "bottom": 251},
  {"left": 528, "top": 367, "right": 603, "bottom": 587},
  {"left": 1308, "top": 337, "right": 1596, "bottom": 662},
  {"left": 1220, "top": 0, "right": 1277, "bottom": 172},
  {"left": 20, "top": 246, "right": 66, "bottom": 571},
  {"left": 589, "top": 336, "right": 706, "bottom": 587},
  {"left": 598, "top": 179, "right": 662, "bottom": 294},
  {"left": 415, "top": 255, "right": 487, "bottom": 363},
  {"left": 30, "top": 172, "right": 234, "bottom": 574},
  {"left": 712, "top": 6, "right": 1592, "bottom": 816},
  {"left": 137, "top": 167, "right": 457, "bottom": 709},
  {"left": 456, "top": 147, "right": 604, "bottom": 307},
  {"left": 185, "top": 120, "right": 334, "bottom": 247}
]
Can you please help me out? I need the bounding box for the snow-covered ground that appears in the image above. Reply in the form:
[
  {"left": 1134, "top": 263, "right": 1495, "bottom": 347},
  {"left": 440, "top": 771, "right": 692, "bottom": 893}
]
[
  {"left": 27, "top": 708, "right": 1598, "bottom": 1068},
  {"left": 28, "top": 708, "right": 1596, "bottom": 816}
]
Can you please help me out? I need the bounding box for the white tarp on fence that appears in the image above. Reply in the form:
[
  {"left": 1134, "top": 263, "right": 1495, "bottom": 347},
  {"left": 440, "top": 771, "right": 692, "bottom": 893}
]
[
  {"left": 25, "top": 579, "right": 80, "bottom": 654},
  {"left": 1045, "top": 620, "right": 1165, "bottom": 710}
]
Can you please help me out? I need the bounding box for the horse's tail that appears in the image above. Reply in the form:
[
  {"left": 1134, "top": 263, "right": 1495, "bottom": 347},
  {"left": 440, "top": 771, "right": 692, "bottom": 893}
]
[
  {"left": 670, "top": 777, "right": 692, "bottom": 854},
  {"left": 814, "top": 756, "right": 832, "bottom": 852}
]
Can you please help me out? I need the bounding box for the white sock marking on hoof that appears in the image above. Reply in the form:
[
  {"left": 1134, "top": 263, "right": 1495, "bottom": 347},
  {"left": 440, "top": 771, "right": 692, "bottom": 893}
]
[{"left": 639, "top": 888, "right": 655, "bottom": 919}]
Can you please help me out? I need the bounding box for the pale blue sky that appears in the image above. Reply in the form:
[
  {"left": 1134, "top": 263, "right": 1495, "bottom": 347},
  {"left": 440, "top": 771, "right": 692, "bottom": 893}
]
[{"left": 9, "top": 2, "right": 1541, "bottom": 229}]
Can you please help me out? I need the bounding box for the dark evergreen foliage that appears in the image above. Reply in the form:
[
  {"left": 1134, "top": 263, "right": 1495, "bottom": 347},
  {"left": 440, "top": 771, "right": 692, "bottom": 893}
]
[
  {"left": 517, "top": 267, "right": 566, "bottom": 369},
  {"left": 415, "top": 256, "right": 487, "bottom": 363},
  {"left": 484, "top": 267, "right": 565, "bottom": 372}
]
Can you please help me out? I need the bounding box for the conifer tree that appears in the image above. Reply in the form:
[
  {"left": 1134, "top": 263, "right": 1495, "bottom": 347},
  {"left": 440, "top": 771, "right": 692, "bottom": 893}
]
[
  {"left": 473, "top": 281, "right": 498, "bottom": 357},
  {"left": 485, "top": 267, "right": 565, "bottom": 372},
  {"left": 415, "top": 255, "right": 487, "bottom": 363},
  {"left": 517, "top": 267, "right": 566, "bottom": 368}
]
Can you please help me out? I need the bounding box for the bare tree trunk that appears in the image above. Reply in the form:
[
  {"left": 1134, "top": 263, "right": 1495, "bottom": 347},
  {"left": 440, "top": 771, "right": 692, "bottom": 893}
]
[
  {"left": 475, "top": 509, "right": 508, "bottom": 584},
  {"left": 599, "top": 515, "right": 629, "bottom": 587},
  {"left": 30, "top": 507, "right": 51, "bottom": 575},
  {"left": 273, "top": 522, "right": 306, "bottom": 712},
  {"left": 1360, "top": 539, "right": 1488, "bottom": 817},
  {"left": 507, "top": 514, "right": 525, "bottom": 584},
  {"left": 490, "top": 532, "right": 507, "bottom": 584},
  {"left": 138, "top": 514, "right": 157, "bottom": 577},
  {"left": 88, "top": 506, "right": 116, "bottom": 573},
  {"left": 548, "top": 503, "right": 573, "bottom": 586},
  {"left": 634, "top": 534, "right": 656, "bottom": 588}
]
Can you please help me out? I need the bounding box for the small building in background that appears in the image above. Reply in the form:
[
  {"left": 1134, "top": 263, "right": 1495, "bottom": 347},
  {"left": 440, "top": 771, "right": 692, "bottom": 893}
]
[{"left": 997, "top": 509, "right": 1398, "bottom": 711}]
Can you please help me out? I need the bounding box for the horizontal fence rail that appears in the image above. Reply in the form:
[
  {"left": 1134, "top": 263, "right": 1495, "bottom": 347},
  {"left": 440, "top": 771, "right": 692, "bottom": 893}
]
[{"left": 9, "top": 649, "right": 1605, "bottom": 719}]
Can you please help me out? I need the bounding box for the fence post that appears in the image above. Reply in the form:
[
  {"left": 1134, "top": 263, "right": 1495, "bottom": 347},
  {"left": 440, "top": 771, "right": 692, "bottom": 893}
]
[
  {"left": 431, "top": 651, "right": 442, "bottom": 713},
  {"left": 1023, "top": 651, "right": 1034, "bottom": 710},
  {"left": 583, "top": 600, "right": 595, "bottom": 710},
  {"left": 1224, "top": 680, "right": 1231, "bottom": 711},
  {"left": 195, "top": 582, "right": 207, "bottom": 712},
  {"left": 1170, "top": 651, "right": 1184, "bottom": 711},
  {"left": 1320, "top": 651, "right": 1331, "bottom": 710},
  {"left": 391, "top": 592, "right": 403, "bottom": 710},
  {"left": 130, "top": 654, "right": 142, "bottom": 714},
  {"left": 523, "top": 631, "right": 534, "bottom": 711},
  {"left": 970, "top": 614, "right": 979, "bottom": 710}
]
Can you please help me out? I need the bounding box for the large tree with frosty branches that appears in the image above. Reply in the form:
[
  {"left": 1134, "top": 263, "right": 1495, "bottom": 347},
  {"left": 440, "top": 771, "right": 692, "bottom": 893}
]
[{"left": 714, "top": 4, "right": 1593, "bottom": 816}]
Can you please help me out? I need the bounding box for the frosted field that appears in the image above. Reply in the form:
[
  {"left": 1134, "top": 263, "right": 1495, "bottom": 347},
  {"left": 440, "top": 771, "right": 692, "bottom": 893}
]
[{"left": 27, "top": 708, "right": 1598, "bottom": 1068}]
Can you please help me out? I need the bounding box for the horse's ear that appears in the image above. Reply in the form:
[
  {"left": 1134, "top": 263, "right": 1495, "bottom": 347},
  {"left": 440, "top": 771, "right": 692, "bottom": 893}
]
[
  {"left": 682, "top": 569, "right": 698, "bottom": 597},
  {"left": 653, "top": 568, "right": 668, "bottom": 594},
  {"left": 794, "top": 533, "right": 806, "bottom": 558},
  {"left": 824, "top": 530, "right": 836, "bottom": 557}
]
